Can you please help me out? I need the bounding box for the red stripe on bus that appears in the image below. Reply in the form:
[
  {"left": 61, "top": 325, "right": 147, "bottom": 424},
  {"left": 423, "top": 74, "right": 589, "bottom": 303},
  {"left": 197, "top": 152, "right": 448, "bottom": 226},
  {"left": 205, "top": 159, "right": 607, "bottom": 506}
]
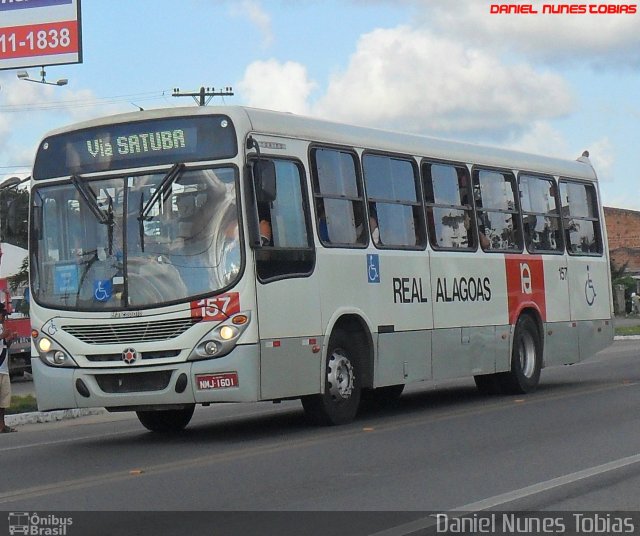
[{"left": 505, "top": 255, "right": 547, "bottom": 325}]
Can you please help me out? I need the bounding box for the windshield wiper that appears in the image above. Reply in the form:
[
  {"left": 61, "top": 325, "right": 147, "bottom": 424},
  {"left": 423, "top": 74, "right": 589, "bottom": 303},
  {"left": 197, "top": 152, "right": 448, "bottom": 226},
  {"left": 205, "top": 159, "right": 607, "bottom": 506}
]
[
  {"left": 137, "top": 163, "right": 184, "bottom": 253},
  {"left": 139, "top": 163, "right": 185, "bottom": 221},
  {"left": 71, "top": 174, "right": 111, "bottom": 225},
  {"left": 71, "top": 173, "right": 115, "bottom": 256}
]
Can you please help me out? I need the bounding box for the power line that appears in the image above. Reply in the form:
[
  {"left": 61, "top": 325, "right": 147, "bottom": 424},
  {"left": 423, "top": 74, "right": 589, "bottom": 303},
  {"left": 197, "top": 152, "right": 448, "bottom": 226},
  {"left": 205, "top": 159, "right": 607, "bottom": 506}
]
[{"left": 0, "top": 89, "right": 175, "bottom": 113}]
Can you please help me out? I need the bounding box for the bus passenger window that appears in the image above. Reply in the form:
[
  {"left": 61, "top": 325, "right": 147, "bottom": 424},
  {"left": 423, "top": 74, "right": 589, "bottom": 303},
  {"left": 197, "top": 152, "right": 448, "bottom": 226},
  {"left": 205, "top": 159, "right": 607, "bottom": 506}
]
[
  {"left": 423, "top": 163, "right": 475, "bottom": 250},
  {"left": 311, "top": 148, "right": 366, "bottom": 247},
  {"left": 472, "top": 169, "right": 522, "bottom": 252},
  {"left": 519, "top": 174, "right": 563, "bottom": 253},
  {"left": 363, "top": 154, "right": 424, "bottom": 249},
  {"left": 559, "top": 180, "right": 602, "bottom": 255}
]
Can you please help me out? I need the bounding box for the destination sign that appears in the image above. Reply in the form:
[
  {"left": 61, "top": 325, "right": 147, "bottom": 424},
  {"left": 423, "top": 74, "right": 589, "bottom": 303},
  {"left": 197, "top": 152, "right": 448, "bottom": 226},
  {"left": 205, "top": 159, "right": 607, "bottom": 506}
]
[
  {"left": 78, "top": 127, "right": 193, "bottom": 162},
  {"left": 33, "top": 115, "right": 238, "bottom": 179}
]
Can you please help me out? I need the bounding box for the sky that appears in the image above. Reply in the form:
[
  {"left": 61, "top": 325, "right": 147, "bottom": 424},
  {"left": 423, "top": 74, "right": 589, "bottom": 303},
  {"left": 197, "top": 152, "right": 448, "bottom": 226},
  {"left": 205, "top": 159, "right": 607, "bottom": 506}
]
[{"left": 0, "top": 0, "right": 639, "bottom": 209}]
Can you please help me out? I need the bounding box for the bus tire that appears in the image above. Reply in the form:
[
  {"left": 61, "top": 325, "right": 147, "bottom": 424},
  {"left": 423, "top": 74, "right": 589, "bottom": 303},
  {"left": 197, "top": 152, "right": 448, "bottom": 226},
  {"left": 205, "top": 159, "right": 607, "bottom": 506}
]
[
  {"left": 136, "top": 405, "right": 195, "bottom": 433},
  {"left": 302, "top": 330, "right": 362, "bottom": 426},
  {"left": 499, "top": 315, "right": 542, "bottom": 394}
]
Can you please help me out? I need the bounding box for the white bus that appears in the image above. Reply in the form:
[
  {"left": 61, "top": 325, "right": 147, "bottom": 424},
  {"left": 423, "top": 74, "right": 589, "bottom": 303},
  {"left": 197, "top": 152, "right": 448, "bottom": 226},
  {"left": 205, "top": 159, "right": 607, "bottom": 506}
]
[{"left": 26, "top": 106, "right": 613, "bottom": 432}]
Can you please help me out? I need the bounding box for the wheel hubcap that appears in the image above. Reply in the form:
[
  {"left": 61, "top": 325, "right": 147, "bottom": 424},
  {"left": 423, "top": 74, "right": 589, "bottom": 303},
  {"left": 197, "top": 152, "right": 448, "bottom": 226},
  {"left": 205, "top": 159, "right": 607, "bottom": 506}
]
[
  {"left": 518, "top": 331, "right": 536, "bottom": 378},
  {"left": 327, "top": 349, "right": 354, "bottom": 401}
]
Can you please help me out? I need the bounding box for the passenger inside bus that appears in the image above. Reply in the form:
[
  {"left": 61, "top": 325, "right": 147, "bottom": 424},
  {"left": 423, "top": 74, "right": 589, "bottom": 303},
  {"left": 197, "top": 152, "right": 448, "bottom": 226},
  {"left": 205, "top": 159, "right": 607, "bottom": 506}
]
[{"left": 369, "top": 208, "right": 380, "bottom": 245}]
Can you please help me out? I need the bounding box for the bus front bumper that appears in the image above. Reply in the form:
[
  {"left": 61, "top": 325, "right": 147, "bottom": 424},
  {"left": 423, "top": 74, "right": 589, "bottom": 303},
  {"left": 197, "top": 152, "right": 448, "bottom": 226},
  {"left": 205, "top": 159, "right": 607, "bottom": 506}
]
[{"left": 32, "top": 344, "right": 261, "bottom": 412}]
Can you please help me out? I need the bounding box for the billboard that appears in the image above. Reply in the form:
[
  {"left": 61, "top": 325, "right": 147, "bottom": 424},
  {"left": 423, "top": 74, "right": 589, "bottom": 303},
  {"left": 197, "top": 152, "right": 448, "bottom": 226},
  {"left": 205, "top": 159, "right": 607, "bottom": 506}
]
[{"left": 0, "top": 0, "right": 82, "bottom": 71}]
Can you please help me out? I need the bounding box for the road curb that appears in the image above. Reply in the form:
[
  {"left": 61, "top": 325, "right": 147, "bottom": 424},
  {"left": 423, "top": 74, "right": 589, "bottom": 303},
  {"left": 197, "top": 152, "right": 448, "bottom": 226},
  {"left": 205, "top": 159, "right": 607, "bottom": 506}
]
[
  {"left": 6, "top": 408, "right": 107, "bottom": 427},
  {"left": 614, "top": 335, "right": 640, "bottom": 340}
]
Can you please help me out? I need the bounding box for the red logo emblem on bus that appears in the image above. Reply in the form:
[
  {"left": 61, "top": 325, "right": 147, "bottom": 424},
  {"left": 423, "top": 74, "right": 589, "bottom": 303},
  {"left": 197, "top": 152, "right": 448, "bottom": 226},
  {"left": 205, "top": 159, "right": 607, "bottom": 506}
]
[
  {"left": 505, "top": 255, "right": 546, "bottom": 325},
  {"left": 122, "top": 348, "right": 139, "bottom": 364}
]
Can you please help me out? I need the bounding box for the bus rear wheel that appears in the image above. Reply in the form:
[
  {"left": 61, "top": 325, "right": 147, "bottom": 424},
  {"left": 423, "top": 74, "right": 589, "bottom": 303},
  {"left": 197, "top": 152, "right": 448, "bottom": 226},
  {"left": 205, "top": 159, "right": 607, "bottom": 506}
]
[
  {"left": 498, "top": 315, "right": 542, "bottom": 394},
  {"left": 136, "top": 405, "right": 195, "bottom": 433},
  {"left": 302, "top": 330, "right": 362, "bottom": 426}
]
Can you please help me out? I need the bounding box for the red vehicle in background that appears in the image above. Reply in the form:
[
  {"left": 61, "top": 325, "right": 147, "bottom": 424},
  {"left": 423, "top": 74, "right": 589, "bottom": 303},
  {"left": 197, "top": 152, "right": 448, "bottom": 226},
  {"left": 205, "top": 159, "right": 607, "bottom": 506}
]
[{"left": 0, "top": 177, "right": 31, "bottom": 378}]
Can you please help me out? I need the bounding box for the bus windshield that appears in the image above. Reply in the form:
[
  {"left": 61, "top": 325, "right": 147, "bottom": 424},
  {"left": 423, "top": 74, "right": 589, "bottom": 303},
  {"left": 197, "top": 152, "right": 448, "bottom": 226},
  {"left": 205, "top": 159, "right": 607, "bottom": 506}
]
[{"left": 31, "top": 166, "right": 241, "bottom": 310}]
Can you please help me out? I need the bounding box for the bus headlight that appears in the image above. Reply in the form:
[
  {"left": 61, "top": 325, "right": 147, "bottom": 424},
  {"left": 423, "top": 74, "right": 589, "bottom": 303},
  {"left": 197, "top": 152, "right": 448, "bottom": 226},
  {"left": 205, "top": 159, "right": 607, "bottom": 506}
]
[
  {"left": 204, "top": 341, "right": 219, "bottom": 355},
  {"left": 41, "top": 349, "right": 77, "bottom": 368},
  {"left": 189, "top": 311, "right": 251, "bottom": 361},
  {"left": 219, "top": 326, "right": 236, "bottom": 341},
  {"left": 52, "top": 351, "right": 67, "bottom": 365},
  {"left": 38, "top": 338, "right": 52, "bottom": 353},
  {"left": 34, "top": 334, "right": 78, "bottom": 368}
]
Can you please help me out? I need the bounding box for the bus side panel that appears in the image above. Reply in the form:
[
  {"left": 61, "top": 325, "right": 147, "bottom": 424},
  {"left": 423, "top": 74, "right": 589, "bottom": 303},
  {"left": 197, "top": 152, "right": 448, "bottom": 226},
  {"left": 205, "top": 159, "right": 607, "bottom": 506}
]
[
  {"left": 542, "top": 256, "right": 570, "bottom": 323},
  {"left": 567, "top": 256, "right": 613, "bottom": 361},
  {"left": 567, "top": 257, "right": 610, "bottom": 322},
  {"left": 319, "top": 248, "right": 432, "bottom": 388},
  {"left": 577, "top": 319, "right": 614, "bottom": 362},
  {"left": 375, "top": 330, "right": 431, "bottom": 388},
  {"left": 259, "top": 337, "right": 323, "bottom": 399},
  {"left": 430, "top": 252, "right": 507, "bottom": 379},
  {"left": 543, "top": 321, "right": 579, "bottom": 367},
  {"left": 432, "top": 326, "right": 500, "bottom": 380}
]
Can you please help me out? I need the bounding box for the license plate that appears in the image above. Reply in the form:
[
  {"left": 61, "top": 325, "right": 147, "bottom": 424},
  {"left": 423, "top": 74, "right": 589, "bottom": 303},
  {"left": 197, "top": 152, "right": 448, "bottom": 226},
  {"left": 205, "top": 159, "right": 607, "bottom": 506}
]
[{"left": 196, "top": 372, "right": 239, "bottom": 390}]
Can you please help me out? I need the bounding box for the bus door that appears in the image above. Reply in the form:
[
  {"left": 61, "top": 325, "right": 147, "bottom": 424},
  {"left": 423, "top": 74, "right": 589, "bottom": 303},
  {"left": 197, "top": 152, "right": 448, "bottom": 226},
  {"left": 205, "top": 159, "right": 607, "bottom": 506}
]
[{"left": 249, "top": 140, "right": 322, "bottom": 400}]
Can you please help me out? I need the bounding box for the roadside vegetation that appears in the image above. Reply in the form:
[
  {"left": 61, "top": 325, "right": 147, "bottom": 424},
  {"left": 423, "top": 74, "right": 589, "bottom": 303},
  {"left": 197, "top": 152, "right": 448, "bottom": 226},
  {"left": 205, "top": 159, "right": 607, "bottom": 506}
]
[
  {"left": 615, "top": 325, "right": 640, "bottom": 337},
  {"left": 7, "top": 394, "right": 38, "bottom": 415}
]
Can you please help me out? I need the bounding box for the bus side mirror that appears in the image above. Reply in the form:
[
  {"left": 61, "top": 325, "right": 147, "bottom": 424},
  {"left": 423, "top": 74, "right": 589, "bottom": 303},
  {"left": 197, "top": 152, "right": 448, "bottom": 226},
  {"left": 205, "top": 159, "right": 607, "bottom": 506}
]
[{"left": 253, "top": 160, "right": 276, "bottom": 203}]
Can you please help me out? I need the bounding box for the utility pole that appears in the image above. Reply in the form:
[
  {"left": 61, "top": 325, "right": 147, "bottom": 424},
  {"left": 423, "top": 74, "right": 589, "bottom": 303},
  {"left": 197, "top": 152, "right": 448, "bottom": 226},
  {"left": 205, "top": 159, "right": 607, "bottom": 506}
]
[{"left": 172, "top": 86, "right": 234, "bottom": 106}]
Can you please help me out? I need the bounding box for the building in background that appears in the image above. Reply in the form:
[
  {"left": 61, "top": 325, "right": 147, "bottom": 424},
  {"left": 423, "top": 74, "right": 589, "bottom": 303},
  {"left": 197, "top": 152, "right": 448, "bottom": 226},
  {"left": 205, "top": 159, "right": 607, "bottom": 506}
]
[{"left": 604, "top": 207, "right": 640, "bottom": 276}]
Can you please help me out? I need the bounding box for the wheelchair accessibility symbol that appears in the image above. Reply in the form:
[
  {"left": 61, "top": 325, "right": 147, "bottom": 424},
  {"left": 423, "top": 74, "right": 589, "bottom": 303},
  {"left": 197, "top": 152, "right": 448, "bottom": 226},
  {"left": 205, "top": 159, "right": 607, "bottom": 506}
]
[
  {"left": 94, "top": 279, "right": 113, "bottom": 302},
  {"left": 585, "top": 265, "right": 596, "bottom": 306},
  {"left": 367, "top": 254, "right": 380, "bottom": 284}
]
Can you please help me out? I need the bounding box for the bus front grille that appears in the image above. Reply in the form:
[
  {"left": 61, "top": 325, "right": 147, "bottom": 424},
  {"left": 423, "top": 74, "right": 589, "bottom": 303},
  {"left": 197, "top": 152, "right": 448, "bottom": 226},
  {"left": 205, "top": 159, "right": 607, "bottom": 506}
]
[
  {"left": 86, "top": 350, "right": 181, "bottom": 362},
  {"left": 62, "top": 318, "right": 201, "bottom": 345},
  {"left": 95, "top": 371, "right": 173, "bottom": 393}
]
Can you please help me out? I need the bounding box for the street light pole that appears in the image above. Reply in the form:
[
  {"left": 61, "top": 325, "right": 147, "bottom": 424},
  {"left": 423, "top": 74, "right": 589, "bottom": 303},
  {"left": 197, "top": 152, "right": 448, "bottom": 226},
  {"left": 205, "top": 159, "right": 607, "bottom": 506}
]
[{"left": 16, "top": 66, "right": 68, "bottom": 86}]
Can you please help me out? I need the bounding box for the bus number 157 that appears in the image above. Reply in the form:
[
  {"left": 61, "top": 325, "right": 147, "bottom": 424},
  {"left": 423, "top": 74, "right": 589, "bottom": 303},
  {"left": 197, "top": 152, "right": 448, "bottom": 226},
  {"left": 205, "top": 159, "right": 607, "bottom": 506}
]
[{"left": 191, "top": 292, "right": 240, "bottom": 321}]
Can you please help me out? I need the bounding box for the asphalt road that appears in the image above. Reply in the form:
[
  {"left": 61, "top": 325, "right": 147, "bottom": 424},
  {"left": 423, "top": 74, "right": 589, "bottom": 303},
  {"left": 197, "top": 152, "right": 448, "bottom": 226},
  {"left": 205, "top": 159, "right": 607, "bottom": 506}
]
[{"left": 1, "top": 340, "right": 640, "bottom": 534}]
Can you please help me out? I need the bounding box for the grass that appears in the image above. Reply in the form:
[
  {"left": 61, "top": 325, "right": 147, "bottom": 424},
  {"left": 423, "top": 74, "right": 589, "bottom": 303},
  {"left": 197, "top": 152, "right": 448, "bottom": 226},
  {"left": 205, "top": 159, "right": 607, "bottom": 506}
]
[
  {"left": 615, "top": 325, "right": 640, "bottom": 336},
  {"left": 7, "top": 394, "right": 38, "bottom": 415}
]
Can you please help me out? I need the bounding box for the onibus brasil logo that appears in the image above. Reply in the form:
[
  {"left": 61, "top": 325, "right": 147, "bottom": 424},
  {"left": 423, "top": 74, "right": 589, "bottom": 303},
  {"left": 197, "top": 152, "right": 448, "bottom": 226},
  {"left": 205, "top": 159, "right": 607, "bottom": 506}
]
[{"left": 8, "top": 513, "right": 73, "bottom": 536}]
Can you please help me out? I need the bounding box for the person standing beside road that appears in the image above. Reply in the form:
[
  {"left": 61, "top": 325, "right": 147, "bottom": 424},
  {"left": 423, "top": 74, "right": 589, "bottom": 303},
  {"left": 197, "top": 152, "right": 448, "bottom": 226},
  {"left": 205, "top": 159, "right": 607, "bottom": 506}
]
[{"left": 0, "top": 303, "right": 18, "bottom": 433}]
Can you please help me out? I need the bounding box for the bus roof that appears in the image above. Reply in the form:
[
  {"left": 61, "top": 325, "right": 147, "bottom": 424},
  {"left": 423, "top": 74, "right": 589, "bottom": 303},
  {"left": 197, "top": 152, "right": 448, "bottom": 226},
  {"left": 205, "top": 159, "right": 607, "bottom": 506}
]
[{"left": 37, "top": 105, "right": 597, "bottom": 181}]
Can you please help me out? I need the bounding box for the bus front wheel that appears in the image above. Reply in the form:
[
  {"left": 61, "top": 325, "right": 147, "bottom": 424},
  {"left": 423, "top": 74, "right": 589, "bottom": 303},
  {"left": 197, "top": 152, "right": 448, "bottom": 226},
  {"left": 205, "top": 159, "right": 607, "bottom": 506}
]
[
  {"left": 136, "top": 405, "right": 195, "bottom": 433},
  {"left": 302, "top": 330, "right": 362, "bottom": 426},
  {"left": 499, "top": 315, "right": 542, "bottom": 394}
]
